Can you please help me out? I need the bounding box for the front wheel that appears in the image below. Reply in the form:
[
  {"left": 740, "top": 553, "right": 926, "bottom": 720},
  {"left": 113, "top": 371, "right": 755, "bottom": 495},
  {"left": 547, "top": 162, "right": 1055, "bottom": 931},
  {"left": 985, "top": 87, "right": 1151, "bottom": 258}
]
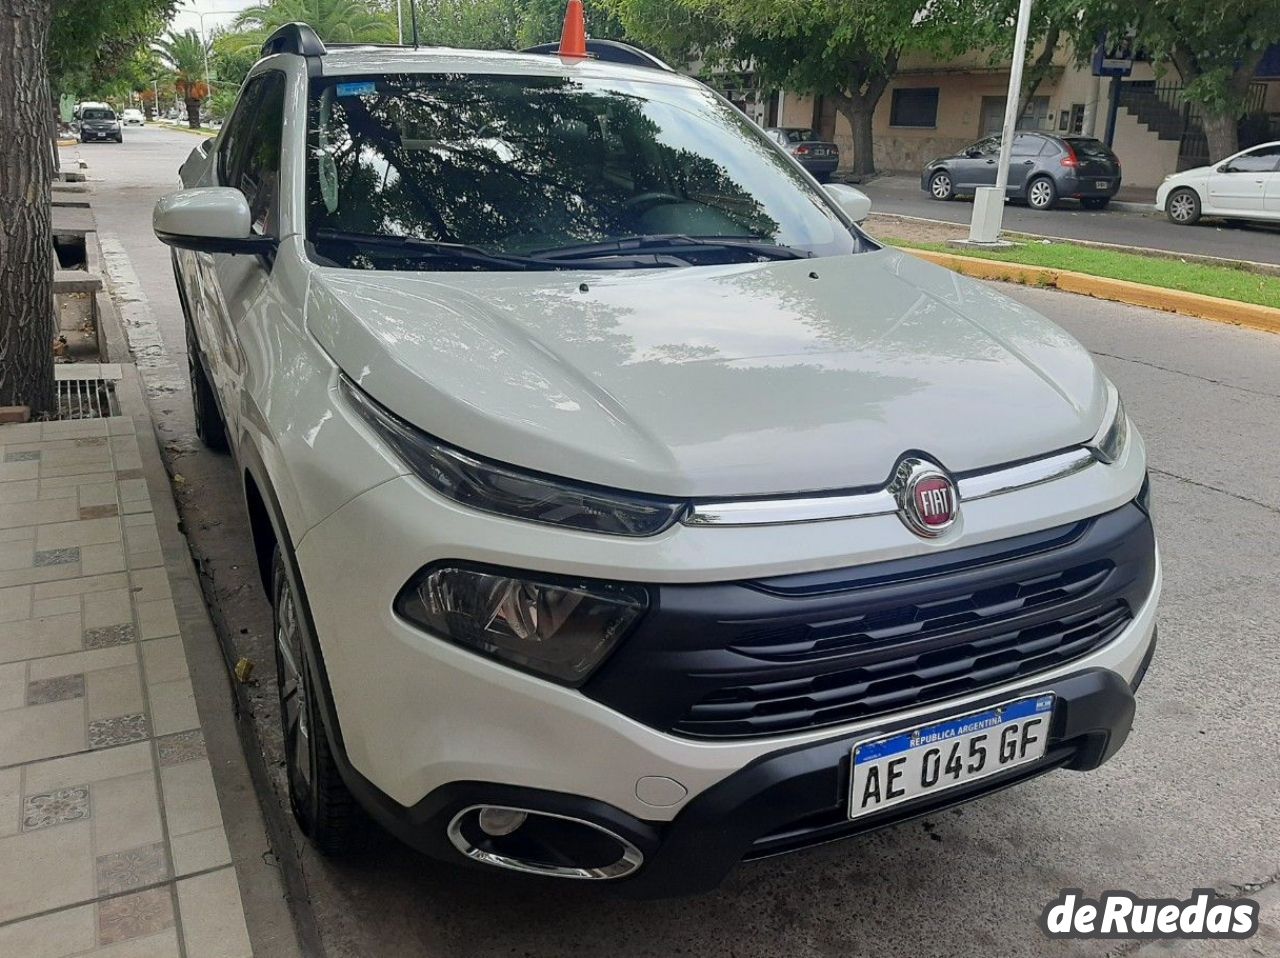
[
  {"left": 929, "top": 170, "right": 954, "bottom": 200},
  {"left": 273, "top": 550, "right": 362, "bottom": 854},
  {"left": 1081, "top": 197, "right": 1109, "bottom": 211},
  {"left": 1026, "top": 176, "right": 1058, "bottom": 210},
  {"left": 1166, "top": 188, "right": 1202, "bottom": 225},
  {"left": 183, "top": 322, "right": 227, "bottom": 451}
]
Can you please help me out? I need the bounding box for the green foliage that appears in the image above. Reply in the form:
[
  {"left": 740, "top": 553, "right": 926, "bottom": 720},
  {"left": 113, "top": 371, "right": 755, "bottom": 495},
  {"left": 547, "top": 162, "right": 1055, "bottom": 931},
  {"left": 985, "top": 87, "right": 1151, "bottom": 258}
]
[
  {"left": 155, "top": 28, "right": 209, "bottom": 95},
  {"left": 235, "top": 0, "right": 397, "bottom": 44},
  {"left": 49, "top": 0, "right": 177, "bottom": 95}
]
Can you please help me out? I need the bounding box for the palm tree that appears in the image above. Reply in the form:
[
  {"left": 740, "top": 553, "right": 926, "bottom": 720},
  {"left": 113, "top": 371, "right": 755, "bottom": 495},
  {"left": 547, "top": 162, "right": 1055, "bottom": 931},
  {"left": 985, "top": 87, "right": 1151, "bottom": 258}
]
[
  {"left": 155, "top": 29, "right": 210, "bottom": 129},
  {"left": 234, "top": 0, "right": 396, "bottom": 45}
]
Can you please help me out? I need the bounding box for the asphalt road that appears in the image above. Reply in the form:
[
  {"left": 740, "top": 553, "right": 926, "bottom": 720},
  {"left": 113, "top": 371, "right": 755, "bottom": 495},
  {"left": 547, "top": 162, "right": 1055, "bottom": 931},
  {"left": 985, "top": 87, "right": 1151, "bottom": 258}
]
[
  {"left": 859, "top": 176, "right": 1280, "bottom": 267},
  {"left": 85, "top": 126, "right": 1280, "bottom": 958}
]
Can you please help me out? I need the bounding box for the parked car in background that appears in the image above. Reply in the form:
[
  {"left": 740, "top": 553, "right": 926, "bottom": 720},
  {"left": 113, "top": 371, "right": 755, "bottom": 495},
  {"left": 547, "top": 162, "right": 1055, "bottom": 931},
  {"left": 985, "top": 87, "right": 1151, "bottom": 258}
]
[
  {"left": 79, "top": 107, "right": 123, "bottom": 144},
  {"left": 1158, "top": 141, "right": 1280, "bottom": 226},
  {"left": 122, "top": 109, "right": 146, "bottom": 126},
  {"left": 764, "top": 127, "right": 840, "bottom": 182},
  {"left": 922, "top": 132, "right": 1121, "bottom": 211}
]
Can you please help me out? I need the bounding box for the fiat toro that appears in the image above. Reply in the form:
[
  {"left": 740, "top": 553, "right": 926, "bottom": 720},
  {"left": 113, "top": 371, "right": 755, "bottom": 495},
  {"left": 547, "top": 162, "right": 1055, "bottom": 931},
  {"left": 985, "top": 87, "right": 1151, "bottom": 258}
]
[{"left": 153, "top": 16, "right": 1159, "bottom": 896}]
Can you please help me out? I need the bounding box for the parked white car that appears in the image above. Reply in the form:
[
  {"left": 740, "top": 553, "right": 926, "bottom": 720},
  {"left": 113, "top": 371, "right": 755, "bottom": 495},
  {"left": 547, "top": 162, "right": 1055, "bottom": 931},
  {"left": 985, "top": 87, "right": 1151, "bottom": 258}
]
[
  {"left": 122, "top": 108, "right": 146, "bottom": 126},
  {"left": 1157, "top": 141, "right": 1280, "bottom": 225},
  {"left": 153, "top": 19, "right": 1158, "bottom": 895}
]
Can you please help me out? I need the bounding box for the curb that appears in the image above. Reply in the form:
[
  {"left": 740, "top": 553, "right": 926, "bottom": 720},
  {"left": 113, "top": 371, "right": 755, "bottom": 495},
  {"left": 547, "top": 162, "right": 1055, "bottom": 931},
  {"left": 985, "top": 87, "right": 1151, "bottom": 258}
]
[
  {"left": 904, "top": 248, "right": 1280, "bottom": 334},
  {"left": 95, "top": 228, "right": 311, "bottom": 958}
]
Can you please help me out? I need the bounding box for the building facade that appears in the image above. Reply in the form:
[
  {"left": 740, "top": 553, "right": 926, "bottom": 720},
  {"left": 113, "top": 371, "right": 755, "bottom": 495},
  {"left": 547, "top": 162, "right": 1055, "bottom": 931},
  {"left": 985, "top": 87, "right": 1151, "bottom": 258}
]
[{"left": 767, "top": 44, "right": 1280, "bottom": 188}]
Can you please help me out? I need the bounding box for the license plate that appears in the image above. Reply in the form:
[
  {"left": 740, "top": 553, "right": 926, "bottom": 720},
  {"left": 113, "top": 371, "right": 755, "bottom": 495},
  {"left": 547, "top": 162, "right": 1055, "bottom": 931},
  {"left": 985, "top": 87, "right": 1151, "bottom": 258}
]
[
  {"left": 1095, "top": 180, "right": 1109, "bottom": 190},
  {"left": 848, "top": 694, "right": 1054, "bottom": 819}
]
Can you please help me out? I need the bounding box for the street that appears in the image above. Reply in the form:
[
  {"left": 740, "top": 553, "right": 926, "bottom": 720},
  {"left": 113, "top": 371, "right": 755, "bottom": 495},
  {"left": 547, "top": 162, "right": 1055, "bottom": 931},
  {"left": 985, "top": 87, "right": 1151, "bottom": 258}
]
[
  {"left": 92, "top": 126, "right": 1280, "bottom": 957},
  {"left": 858, "top": 175, "right": 1280, "bottom": 267}
]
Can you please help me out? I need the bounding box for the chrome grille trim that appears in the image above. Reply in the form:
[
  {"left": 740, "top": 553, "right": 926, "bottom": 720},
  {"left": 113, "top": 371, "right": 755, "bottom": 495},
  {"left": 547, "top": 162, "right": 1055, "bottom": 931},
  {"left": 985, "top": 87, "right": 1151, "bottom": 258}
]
[{"left": 683, "top": 448, "right": 1097, "bottom": 527}]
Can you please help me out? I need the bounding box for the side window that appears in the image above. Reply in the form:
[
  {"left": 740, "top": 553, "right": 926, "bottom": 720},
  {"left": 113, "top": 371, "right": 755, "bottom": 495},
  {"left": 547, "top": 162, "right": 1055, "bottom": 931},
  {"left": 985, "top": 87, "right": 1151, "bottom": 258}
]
[
  {"left": 975, "top": 136, "right": 1001, "bottom": 156},
  {"left": 218, "top": 83, "right": 261, "bottom": 188},
  {"left": 1227, "top": 145, "right": 1280, "bottom": 173},
  {"left": 219, "top": 72, "right": 288, "bottom": 235},
  {"left": 1011, "top": 135, "right": 1042, "bottom": 157}
]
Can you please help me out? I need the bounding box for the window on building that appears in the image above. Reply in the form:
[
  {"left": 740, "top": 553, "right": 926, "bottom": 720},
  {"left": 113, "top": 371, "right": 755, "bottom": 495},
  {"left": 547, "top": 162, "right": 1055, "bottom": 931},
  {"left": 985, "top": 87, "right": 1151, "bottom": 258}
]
[
  {"left": 1069, "top": 103, "right": 1086, "bottom": 135},
  {"left": 980, "top": 96, "right": 1053, "bottom": 135},
  {"left": 890, "top": 88, "right": 940, "bottom": 128}
]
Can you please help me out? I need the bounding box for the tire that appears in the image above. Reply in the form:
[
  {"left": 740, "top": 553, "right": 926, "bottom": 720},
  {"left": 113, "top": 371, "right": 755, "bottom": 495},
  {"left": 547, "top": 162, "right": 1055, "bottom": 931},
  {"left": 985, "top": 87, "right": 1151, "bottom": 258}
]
[
  {"left": 184, "top": 321, "right": 228, "bottom": 451},
  {"left": 928, "top": 170, "right": 954, "bottom": 200},
  {"left": 1165, "top": 187, "right": 1201, "bottom": 226},
  {"left": 273, "top": 549, "right": 362, "bottom": 854},
  {"left": 1026, "top": 176, "right": 1058, "bottom": 210},
  {"left": 1081, "top": 197, "right": 1109, "bottom": 211}
]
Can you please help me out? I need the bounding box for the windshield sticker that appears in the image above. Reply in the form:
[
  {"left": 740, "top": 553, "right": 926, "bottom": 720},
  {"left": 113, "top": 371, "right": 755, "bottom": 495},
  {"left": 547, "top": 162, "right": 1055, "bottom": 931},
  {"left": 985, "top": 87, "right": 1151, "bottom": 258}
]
[{"left": 336, "top": 81, "right": 377, "bottom": 98}]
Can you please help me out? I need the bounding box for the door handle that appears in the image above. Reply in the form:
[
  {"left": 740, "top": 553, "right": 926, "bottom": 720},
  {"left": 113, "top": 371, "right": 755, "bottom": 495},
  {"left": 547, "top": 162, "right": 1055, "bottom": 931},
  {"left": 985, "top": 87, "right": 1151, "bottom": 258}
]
[{"left": 1022, "top": 160, "right": 1034, "bottom": 165}]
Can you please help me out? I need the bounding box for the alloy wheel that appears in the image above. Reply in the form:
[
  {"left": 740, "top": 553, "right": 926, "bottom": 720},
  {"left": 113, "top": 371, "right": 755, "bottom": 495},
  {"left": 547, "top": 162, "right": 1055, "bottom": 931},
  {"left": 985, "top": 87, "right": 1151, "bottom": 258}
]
[
  {"left": 1169, "top": 192, "right": 1196, "bottom": 223},
  {"left": 930, "top": 172, "right": 951, "bottom": 199},
  {"left": 1028, "top": 179, "right": 1054, "bottom": 209},
  {"left": 276, "top": 575, "right": 313, "bottom": 791}
]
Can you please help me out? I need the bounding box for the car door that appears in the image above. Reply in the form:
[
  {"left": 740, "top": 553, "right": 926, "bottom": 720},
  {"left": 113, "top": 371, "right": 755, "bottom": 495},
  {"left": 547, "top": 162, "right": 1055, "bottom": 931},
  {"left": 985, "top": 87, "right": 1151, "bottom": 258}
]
[
  {"left": 952, "top": 136, "right": 1000, "bottom": 190},
  {"left": 1206, "top": 144, "right": 1280, "bottom": 212},
  {"left": 1006, "top": 133, "right": 1043, "bottom": 195},
  {"left": 197, "top": 70, "right": 288, "bottom": 443}
]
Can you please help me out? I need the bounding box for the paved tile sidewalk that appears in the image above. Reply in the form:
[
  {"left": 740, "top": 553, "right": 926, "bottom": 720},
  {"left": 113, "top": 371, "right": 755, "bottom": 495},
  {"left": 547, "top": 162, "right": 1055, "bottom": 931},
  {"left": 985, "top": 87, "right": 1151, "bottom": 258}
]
[{"left": 0, "top": 414, "right": 253, "bottom": 957}]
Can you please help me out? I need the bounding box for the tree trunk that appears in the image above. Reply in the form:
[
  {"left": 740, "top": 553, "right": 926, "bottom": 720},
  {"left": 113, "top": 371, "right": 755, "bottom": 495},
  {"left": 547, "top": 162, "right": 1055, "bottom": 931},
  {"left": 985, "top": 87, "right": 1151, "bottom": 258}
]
[
  {"left": 185, "top": 96, "right": 200, "bottom": 129},
  {"left": 0, "top": 0, "right": 56, "bottom": 415},
  {"left": 840, "top": 104, "right": 876, "bottom": 177},
  {"left": 1018, "top": 24, "right": 1059, "bottom": 118},
  {"left": 1202, "top": 112, "right": 1239, "bottom": 164}
]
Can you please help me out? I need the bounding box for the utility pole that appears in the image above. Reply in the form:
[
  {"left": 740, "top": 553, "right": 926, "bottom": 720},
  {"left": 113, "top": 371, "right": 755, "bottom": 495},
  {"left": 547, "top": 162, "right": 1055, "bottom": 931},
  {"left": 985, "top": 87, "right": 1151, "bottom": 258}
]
[{"left": 967, "top": 0, "right": 1034, "bottom": 244}]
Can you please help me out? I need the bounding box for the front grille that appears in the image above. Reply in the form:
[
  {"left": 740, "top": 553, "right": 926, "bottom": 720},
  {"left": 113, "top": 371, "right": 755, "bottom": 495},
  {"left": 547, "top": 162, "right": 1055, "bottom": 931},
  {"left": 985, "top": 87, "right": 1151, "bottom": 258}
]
[
  {"left": 677, "top": 599, "right": 1129, "bottom": 738},
  {"left": 582, "top": 503, "right": 1157, "bottom": 740}
]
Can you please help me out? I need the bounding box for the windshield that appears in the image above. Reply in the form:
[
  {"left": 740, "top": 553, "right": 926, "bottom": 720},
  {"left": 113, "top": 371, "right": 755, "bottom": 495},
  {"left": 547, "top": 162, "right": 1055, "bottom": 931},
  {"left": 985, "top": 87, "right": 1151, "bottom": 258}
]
[
  {"left": 307, "top": 73, "right": 866, "bottom": 270},
  {"left": 83, "top": 109, "right": 115, "bottom": 121}
]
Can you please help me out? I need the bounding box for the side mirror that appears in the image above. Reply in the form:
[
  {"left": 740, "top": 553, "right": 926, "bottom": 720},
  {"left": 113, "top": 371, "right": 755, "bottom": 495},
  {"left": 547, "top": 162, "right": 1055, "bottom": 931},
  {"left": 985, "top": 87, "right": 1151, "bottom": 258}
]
[
  {"left": 824, "top": 183, "right": 872, "bottom": 224},
  {"left": 153, "top": 187, "right": 276, "bottom": 255}
]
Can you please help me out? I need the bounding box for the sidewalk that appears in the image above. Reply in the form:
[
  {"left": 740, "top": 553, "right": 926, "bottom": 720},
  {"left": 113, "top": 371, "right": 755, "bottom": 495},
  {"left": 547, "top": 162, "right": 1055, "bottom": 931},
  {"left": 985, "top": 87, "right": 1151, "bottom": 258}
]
[
  {"left": 0, "top": 154, "right": 303, "bottom": 955},
  {"left": 0, "top": 387, "right": 257, "bottom": 957}
]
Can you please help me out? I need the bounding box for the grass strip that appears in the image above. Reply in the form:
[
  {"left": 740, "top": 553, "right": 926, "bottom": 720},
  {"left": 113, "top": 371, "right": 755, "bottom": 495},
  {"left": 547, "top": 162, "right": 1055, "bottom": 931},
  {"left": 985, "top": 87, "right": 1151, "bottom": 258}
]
[{"left": 888, "top": 238, "right": 1280, "bottom": 308}]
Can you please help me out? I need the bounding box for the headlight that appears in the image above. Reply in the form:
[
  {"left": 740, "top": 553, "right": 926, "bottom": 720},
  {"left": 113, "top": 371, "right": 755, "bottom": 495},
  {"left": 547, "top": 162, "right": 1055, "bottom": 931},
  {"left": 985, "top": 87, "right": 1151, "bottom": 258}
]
[
  {"left": 341, "top": 376, "right": 686, "bottom": 537},
  {"left": 1088, "top": 385, "right": 1128, "bottom": 464},
  {"left": 395, "top": 564, "right": 647, "bottom": 684}
]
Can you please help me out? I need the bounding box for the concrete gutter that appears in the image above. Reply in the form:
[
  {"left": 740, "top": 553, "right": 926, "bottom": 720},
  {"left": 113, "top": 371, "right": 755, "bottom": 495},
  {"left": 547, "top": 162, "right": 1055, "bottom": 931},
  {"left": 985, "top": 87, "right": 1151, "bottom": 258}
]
[{"left": 904, "top": 247, "right": 1280, "bottom": 335}]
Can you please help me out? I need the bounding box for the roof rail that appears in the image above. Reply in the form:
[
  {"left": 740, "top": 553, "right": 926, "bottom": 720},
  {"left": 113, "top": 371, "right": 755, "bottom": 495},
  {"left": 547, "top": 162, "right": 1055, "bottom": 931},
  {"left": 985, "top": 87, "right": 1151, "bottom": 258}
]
[
  {"left": 261, "top": 22, "right": 328, "bottom": 58},
  {"left": 521, "top": 39, "right": 674, "bottom": 72}
]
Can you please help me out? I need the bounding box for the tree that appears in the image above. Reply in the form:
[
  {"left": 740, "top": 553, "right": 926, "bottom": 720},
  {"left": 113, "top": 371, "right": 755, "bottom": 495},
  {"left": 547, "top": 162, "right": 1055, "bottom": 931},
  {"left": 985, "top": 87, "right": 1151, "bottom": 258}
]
[
  {"left": 0, "top": 0, "right": 57, "bottom": 414},
  {"left": 156, "top": 29, "right": 210, "bottom": 129},
  {"left": 1090, "top": 0, "right": 1280, "bottom": 160},
  {"left": 615, "top": 0, "right": 980, "bottom": 176},
  {"left": 233, "top": 0, "right": 396, "bottom": 45}
]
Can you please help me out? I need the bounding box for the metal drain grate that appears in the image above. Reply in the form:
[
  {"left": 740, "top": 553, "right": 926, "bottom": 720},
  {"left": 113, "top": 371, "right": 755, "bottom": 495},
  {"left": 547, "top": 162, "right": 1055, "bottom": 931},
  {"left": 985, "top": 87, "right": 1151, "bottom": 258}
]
[{"left": 56, "top": 376, "right": 120, "bottom": 420}]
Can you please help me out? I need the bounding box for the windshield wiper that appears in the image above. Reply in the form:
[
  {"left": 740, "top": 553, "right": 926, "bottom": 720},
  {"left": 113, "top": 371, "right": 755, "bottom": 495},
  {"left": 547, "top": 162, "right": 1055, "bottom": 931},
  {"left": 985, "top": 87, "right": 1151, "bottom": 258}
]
[
  {"left": 529, "top": 234, "right": 812, "bottom": 263},
  {"left": 314, "top": 229, "right": 553, "bottom": 271}
]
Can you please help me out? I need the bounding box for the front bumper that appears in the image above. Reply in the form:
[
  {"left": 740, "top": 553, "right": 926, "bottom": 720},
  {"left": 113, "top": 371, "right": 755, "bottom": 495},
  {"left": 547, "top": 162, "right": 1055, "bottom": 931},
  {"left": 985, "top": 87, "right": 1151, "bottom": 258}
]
[{"left": 341, "top": 661, "right": 1152, "bottom": 897}]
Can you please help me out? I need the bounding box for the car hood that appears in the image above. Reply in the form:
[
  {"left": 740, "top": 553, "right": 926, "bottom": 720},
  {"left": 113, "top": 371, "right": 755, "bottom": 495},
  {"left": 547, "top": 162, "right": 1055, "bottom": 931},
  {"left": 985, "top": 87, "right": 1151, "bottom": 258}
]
[{"left": 306, "top": 248, "right": 1106, "bottom": 498}]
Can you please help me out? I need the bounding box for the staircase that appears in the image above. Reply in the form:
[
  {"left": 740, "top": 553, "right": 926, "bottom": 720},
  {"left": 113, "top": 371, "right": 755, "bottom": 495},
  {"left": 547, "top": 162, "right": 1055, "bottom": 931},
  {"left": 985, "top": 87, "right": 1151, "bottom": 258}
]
[{"left": 1117, "top": 81, "right": 1192, "bottom": 141}]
